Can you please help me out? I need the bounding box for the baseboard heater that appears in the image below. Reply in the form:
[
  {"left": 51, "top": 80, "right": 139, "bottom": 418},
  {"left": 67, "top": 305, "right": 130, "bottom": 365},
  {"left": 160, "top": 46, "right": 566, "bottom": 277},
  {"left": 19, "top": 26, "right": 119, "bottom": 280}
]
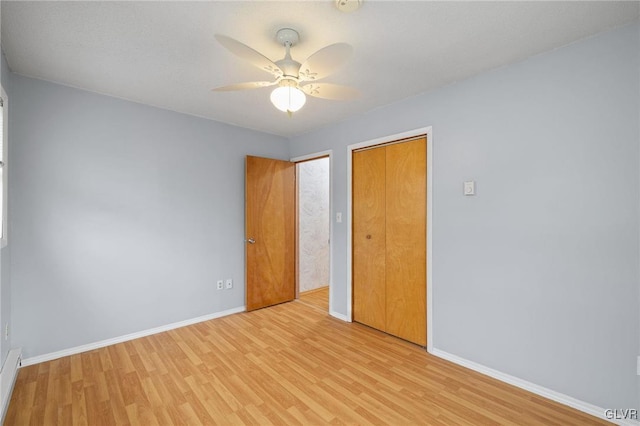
[{"left": 0, "top": 348, "right": 22, "bottom": 424}]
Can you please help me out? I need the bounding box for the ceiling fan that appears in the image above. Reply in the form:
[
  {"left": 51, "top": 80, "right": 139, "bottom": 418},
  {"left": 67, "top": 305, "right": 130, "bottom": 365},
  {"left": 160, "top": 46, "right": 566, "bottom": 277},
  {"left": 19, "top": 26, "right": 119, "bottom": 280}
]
[{"left": 212, "top": 28, "right": 359, "bottom": 116}]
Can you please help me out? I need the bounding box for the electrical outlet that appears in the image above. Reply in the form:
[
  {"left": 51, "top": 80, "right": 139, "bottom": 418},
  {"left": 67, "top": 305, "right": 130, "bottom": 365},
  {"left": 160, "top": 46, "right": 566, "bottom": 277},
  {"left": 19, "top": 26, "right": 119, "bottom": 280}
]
[
  {"left": 216, "top": 280, "right": 224, "bottom": 290},
  {"left": 4, "top": 323, "right": 8, "bottom": 340},
  {"left": 225, "top": 278, "right": 233, "bottom": 289},
  {"left": 637, "top": 356, "right": 640, "bottom": 376}
]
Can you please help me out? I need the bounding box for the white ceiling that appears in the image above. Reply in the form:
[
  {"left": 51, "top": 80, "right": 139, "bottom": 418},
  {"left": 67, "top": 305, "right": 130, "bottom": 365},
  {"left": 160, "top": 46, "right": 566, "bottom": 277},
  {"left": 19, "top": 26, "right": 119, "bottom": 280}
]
[{"left": 1, "top": 1, "right": 638, "bottom": 137}]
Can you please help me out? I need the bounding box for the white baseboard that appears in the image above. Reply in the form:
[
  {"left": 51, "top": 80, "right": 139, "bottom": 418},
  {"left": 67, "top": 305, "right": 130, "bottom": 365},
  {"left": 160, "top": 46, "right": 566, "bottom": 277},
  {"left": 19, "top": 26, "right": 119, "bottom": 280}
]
[
  {"left": 329, "top": 310, "right": 350, "bottom": 322},
  {"left": 21, "top": 306, "right": 246, "bottom": 367},
  {"left": 430, "top": 348, "right": 638, "bottom": 426},
  {"left": 0, "top": 348, "right": 22, "bottom": 424}
]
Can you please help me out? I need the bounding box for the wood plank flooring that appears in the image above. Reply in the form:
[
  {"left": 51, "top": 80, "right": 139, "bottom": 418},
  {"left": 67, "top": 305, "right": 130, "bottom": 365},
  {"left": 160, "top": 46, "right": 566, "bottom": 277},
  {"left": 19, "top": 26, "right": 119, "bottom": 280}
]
[
  {"left": 298, "top": 286, "right": 328, "bottom": 312},
  {"left": 5, "top": 300, "right": 607, "bottom": 425}
]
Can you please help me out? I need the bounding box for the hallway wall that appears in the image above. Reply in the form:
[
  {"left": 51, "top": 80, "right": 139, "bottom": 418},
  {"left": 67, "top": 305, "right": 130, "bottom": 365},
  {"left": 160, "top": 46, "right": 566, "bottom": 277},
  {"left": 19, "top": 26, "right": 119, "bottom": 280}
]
[{"left": 298, "top": 158, "right": 330, "bottom": 293}]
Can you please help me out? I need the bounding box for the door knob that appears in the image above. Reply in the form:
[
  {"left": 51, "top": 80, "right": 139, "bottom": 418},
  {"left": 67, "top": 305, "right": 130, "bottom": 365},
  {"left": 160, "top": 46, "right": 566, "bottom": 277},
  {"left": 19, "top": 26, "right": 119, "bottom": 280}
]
[{"left": 246, "top": 238, "right": 256, "bottom": 244}]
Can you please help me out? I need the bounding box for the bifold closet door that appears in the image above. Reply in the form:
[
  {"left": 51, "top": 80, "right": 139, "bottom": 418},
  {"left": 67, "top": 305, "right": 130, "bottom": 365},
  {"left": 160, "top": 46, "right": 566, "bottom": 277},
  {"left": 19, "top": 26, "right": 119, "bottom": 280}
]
[
  {"left": 352, "top": 147, "right": 386, "bottom": 331},
  {"left": 385, "top": 138, "right": 426, "bottom": 346},
  {"left": 352, "top": 137, "right": 427, "bottom": 346}
]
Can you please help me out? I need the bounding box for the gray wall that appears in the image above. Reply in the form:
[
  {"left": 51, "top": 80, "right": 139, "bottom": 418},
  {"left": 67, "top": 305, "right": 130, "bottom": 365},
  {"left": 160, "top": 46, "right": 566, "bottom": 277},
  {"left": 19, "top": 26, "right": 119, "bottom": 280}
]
[
  {"left": 289, "top": 23, "right": 640, "bottom": 411},
  {"left": 3, "top": 14, "right": 638, "bottom": 414},
  {"left": 8, "top": 74, "right": 289, "bottom": 359},
  {"left": 0, "top": 51, "right": 12, "bottom": 366}
]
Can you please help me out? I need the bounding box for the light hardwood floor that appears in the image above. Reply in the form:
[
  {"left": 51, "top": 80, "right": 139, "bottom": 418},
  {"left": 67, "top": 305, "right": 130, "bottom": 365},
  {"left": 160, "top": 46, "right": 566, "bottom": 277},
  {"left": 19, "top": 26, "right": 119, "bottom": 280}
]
[
  {"left": 6, "top": 300, "right": 606, "bottom": 425},
  {"left": 298, "top": 286, "right": 329, "bottom": 312}
]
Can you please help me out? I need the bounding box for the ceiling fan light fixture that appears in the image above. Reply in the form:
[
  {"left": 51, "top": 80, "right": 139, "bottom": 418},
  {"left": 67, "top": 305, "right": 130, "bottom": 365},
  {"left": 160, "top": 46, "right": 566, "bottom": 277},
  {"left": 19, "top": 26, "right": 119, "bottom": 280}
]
[
  {"left": 213, "top": 29, "right": 356, "bottom": 115},
  {"left": 270, "top": 85, "right": 306, "bottom": 114}
]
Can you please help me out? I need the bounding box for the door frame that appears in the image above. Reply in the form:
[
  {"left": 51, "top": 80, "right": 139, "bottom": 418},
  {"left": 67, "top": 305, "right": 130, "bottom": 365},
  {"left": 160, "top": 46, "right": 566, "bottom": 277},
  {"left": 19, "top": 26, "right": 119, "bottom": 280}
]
[
  {"left": 347, "top": 127, "right": 433, "bottom": 352},
  {"left": 290, "top": 150, "right": 334, "bottom": 313}
]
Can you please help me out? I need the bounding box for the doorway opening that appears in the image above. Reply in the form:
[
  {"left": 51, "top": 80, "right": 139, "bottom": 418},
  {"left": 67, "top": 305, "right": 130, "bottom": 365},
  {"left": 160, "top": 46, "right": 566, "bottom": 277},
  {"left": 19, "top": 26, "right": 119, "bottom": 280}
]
[
  {"left": 295, "top": 155, "right": 331, "bottom": 313},
  {"left": 244, "top": 151, "right": 333, "bottom": 313}
]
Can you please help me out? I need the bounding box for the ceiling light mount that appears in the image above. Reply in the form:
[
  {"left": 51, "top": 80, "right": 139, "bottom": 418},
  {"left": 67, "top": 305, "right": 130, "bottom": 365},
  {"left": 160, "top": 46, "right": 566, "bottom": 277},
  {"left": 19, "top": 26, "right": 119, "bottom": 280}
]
[
  {"left": 335, "top": 0, "right": 362, "bottom": 13},
  {"left": 275, "top": 28, "right": 299, "bottom": 48}
]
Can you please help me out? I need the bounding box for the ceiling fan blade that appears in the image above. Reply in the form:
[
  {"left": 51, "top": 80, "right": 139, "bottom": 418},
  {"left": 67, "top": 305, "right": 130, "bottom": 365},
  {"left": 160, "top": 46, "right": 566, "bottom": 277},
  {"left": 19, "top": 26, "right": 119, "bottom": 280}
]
[
  {"left": 212, "top": 81, "right": 276, "bottom": 92},
  {"left": 299, "top": 43, "right": 353, "bottom": 81},
  {"left": 300, "top": 83, "right": 360, "bottom": 100},
  {"left": 215, "top": 35, "right": 283, "bottom": 78}
]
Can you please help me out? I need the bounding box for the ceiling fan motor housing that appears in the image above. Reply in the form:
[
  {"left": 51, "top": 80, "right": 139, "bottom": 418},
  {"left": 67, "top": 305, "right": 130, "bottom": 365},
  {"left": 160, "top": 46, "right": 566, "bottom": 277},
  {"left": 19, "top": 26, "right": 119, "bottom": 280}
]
[
  {"left": 276, "top": 58, "right": 302, "bottom": 79},
  {"left": 275, "top": 28, "right": 302, "bottom": 78}
]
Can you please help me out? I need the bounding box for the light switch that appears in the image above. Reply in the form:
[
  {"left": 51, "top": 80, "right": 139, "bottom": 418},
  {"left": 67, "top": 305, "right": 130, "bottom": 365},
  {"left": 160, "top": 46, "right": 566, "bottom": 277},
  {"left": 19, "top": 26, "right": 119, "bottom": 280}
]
[
  {"left": 464, "top": 181, "right": 475, "bottom": 196},
  {"left": 336, "top": 212, "right": 342, "bottom": 223}
]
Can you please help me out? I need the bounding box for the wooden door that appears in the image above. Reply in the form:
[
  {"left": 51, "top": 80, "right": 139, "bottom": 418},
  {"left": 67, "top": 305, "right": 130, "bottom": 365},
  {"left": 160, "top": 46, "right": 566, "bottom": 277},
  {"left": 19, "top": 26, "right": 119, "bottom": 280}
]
[
  {"left": 245, "top": 156, "right": 295, "bottom": 311},
  {"left": 385, "top": 138, "right": 426, "bottom": 346},
  {"left": 352, "top": 137, "right": 427, "bottom": 346},
  {"left": 352, "top": 147, "right": 387, "bottom": 331}
]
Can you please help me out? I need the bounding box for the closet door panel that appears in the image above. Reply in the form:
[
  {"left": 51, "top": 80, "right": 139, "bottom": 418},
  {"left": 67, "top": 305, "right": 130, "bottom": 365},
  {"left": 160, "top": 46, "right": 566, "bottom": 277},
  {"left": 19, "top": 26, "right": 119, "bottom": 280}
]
[
  {"left": 385, "top": 138, "right": 427, "bottom": 346},
  {"left": 352, "top": 147, "right": 387, "bottom": 331}
]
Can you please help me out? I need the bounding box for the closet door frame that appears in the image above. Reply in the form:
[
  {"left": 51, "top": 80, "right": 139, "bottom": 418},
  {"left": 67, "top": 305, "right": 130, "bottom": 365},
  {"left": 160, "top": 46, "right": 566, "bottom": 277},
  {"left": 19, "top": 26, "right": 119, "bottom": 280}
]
[{"left": 346, "top": 126, "right": 433, "bottom": 352}]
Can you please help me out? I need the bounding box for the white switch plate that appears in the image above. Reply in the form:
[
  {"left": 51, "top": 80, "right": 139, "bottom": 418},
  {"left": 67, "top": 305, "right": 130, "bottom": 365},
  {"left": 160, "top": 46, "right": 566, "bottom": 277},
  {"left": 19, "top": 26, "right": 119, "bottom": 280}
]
[
  {"left": 464, "top": 181, "right": 475, "bottom": 196},
  {"left": 225, "top": 278, "right": 233, "bottom": 289},
  {"left": 637, "top": 356, "right": 640, "bottom": 375},
  {"left": 336, "top": 212, "right": 342, "bottom": 223}
]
